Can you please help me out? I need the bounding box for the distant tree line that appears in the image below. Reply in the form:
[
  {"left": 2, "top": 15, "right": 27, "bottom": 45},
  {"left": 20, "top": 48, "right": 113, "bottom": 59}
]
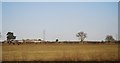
[{"left": 1, "top": 31, "right": 118, "bottom": 45}]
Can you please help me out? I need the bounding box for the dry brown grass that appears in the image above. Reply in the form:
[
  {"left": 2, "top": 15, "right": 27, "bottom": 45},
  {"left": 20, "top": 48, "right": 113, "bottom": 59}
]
[
  {"left": 2, "top": 43, "right": 119, "bottom": 61},
  {"left": 0, "top": 44, "right": 2, "bottom": 61}
]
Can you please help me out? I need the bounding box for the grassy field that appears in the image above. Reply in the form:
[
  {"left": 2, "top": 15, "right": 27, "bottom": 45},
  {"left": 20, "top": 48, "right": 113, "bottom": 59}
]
[
  {"left": 0, "top": 44, "right": 2, "bottom": 62},
  {"left": 2, "top": 43, "right": 119, "bottom": 61}
]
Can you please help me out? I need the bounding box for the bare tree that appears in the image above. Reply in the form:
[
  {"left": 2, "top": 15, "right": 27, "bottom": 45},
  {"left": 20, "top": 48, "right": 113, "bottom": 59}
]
[
  {"left": 76, "top": 31, "right": 87, "bottom": 43},
  {"left": 105, "top": 35, "right": 115, "bottom": 43}
]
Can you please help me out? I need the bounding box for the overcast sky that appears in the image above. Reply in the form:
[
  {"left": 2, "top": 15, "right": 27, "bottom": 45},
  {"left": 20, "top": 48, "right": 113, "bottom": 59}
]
[{"left": 1, "top": 2, "right": 118, "bottom": 41}]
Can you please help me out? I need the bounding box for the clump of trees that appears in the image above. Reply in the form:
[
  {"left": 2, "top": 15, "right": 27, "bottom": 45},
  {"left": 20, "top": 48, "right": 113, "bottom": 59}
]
[
  {"left": 105, "top": 35, "right": 115, "bottom": 42},
  {"left": 56, "top": 39, "right": 58, "bottom": 42},
  {"left": 6, "top": 32, "right": 16, "bottom": 44},
  {"left": 76, "top": 31, "right": 87, "bottom": 43}
]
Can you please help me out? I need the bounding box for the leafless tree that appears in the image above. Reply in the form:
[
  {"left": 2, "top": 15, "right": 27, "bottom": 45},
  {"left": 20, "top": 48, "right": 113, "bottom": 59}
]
[
  {"left": 76, "top": 31, "right": 87, "bottom": 43},
  {"left": 105, "top": 35, "right": 115, "bottom": 42}
]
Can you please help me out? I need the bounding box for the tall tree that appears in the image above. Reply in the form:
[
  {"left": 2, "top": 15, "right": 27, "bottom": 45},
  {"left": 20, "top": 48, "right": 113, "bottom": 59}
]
[
  {"left": 6, "top": 32, "right": 16, "bottom": 42},
  {"left": 76, "top": 31, "right": 87, "bottom": 43}
]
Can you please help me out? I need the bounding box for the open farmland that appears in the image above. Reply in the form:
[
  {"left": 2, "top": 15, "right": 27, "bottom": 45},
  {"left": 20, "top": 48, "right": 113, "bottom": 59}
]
[{"left": 2, "top": 42, "right": 119, "bottom": 61}]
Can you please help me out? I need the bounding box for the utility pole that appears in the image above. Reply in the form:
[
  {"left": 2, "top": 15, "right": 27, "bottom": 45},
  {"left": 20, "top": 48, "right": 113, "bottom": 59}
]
[
  {"left": 0, "top": 33, "right": 1, "bottom": 38},
  {"left": 116, "top": 34, "right": 118, "bottom": 41},
  {"left": 43, "top": 30, "right": 46, "bottom": 41},
  {"left": 0, "top": 32, "right": 1, "bottom": 39}
]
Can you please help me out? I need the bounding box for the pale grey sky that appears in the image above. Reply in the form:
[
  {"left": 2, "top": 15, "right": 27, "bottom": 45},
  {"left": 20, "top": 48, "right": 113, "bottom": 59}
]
[
  {"left": 1, "top": 0, "right": 120, "bottom": 2},
  {"left": 2, "top": 2, "right": 118, "bottom": 41}
]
